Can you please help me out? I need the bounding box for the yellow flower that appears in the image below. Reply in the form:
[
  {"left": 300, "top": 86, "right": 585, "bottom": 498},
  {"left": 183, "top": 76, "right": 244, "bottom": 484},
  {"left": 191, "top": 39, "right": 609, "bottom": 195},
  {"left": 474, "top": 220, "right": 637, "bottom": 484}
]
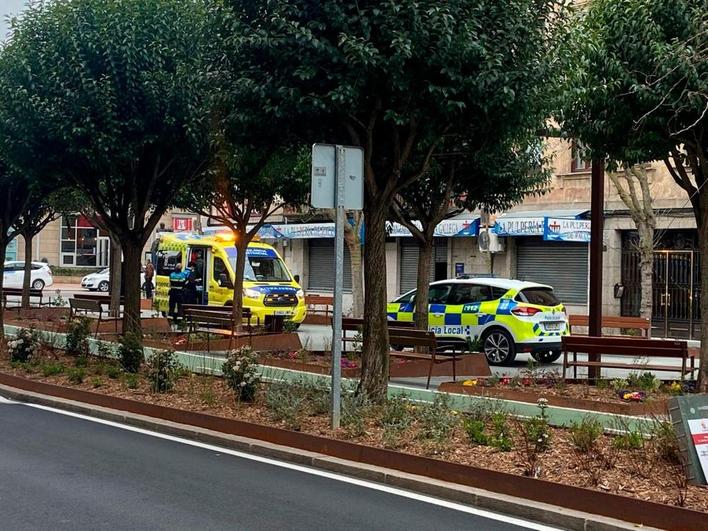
[{"left": 462, "top": 379, "right": 477, "bottom": 387}]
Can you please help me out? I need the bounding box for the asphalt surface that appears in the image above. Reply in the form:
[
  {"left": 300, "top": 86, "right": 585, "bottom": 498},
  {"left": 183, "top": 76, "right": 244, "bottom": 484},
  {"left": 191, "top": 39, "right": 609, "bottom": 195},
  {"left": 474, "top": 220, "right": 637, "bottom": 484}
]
[{"left": 0, "top": 399, "right": 541, "bottom": 531}]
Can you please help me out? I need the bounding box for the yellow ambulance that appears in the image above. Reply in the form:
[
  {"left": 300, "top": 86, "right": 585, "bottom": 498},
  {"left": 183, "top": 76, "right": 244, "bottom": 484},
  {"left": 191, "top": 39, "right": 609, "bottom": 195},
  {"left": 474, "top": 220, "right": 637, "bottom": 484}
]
[{"left": 151, "top": 232, "right": 306, "bottom": 325}]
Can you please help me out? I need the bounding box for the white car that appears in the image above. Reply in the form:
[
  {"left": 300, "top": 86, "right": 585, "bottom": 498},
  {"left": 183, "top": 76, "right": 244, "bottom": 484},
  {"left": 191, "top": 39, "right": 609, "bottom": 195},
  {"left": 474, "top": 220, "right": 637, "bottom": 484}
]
[
  {"left": 81, "top": 267, "right": 154, "bottom": 292},
  {"left": 3, "top": 261, "right": 54, "bottom": 290}
]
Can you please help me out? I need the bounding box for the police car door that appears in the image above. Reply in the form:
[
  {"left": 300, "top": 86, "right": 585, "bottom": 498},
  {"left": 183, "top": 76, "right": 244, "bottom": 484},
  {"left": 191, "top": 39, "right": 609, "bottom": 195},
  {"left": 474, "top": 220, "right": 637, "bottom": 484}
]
[
  {"left": 447, "top": 284, "right": 492, "bottom": 341},
  {"left": 427, "top": 283, "right": 454, "bottom": 336}
]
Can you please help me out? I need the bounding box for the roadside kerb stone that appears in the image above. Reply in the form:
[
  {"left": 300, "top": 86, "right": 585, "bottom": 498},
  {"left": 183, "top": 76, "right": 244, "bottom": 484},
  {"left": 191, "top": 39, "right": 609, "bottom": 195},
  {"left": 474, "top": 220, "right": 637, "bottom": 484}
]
[{"left": 0, "top": 382, "right": 658, "bottom": 531}]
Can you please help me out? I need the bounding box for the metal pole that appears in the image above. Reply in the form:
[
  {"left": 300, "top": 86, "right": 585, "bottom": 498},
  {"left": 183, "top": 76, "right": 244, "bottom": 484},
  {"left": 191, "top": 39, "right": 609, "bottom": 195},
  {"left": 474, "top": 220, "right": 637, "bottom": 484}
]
[
  {"left": 588, "top": 159, "right": 605, "bottom": 380},
  {"left": 330, "top": 145, "right": 346, "bottom": 429}
]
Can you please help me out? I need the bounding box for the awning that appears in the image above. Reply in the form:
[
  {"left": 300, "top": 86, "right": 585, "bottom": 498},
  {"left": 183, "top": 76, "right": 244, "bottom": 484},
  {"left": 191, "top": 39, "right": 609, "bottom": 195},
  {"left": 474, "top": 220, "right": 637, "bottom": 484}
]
[
  {"left": 204, "top": 217, "right": 480, "bottom": 240},
  {"left": 492, "top": 209, "right": 590, "bottom": 239}
]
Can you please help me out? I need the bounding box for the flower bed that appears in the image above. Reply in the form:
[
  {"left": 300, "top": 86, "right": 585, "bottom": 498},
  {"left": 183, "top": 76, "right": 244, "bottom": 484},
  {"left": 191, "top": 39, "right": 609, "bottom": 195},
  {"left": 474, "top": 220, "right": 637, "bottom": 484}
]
[{"left": 1, "top": 341, "right": 706, "bottom": 515}]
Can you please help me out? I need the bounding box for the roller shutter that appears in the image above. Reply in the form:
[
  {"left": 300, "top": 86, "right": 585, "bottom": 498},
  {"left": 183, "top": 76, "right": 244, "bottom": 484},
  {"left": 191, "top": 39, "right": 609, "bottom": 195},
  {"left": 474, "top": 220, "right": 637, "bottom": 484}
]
[
  {"left": 399, "top": 239, "right": 448, "bottom": 294},
  {"left": 307, "top": 239, "right": 352, "bottom": 292},
  {"left": 516, "top": 239, "right": 588, "bottom": 304}
]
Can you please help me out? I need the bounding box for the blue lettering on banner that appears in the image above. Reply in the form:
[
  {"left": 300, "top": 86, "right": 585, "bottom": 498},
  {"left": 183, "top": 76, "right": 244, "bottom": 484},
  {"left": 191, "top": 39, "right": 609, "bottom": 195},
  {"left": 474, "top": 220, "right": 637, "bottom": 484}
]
[{"left": 543, "top": 218, "right": 591, "bottom": 242}]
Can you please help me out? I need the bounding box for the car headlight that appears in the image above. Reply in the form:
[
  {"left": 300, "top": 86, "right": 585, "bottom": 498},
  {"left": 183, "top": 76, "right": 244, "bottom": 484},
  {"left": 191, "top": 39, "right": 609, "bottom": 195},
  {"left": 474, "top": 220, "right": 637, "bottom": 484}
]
[
  {"left": 296, "top": 289, "right": 304, "bottom": 299},
  {"left": 243, "top": 288, "right": 261, "bottom": 300}
]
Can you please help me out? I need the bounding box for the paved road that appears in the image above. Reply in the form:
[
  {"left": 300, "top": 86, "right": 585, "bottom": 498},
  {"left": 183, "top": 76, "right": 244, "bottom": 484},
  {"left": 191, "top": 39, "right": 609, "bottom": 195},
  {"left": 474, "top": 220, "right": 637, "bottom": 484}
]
[{"left": 0, "top": 398, "right": 550, "bottom": 531}]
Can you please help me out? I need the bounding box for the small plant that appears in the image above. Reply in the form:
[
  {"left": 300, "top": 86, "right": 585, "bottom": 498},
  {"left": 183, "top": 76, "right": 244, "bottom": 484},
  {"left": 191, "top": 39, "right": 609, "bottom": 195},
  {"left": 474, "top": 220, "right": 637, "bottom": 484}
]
[
  {"left": 124, "top": 373, "right": 139, "bottom": 389},
  {"left": 282, "top": 319, "right": 299, "bottom": 333},
  {"left": 536, "top": 397, "right": 549, "bottom": 418},
  {"left": 463, "top": 418, "right": 488, "bottom": 445},
  {"left": 41, "top": 361, "right": 64, "bottom": 377},
  {"left": 75, "top": 354, "right": 89, "bottom": 368},
  {"left": 96, "top": 342, "right": 114, "bottom": 359},
  {"left": 147, "top": 349, "right": 183, "bottom": 393},
  {"left": 570, "top": 416, "right": 604, "bottom": 454},
  {"left": 380, "top": 395, "right": 413, "bottom": 448},
  {"left": 67, "top": 367, "right": 86, "bottom": 384},
  {"left": 595, "top": 378, "right": 609, "bottom": 390},
  {"left": 264, "top": 382, "right": 307, "bottom": 430},
  {"left": 91, "top": 377, "right": 104, "bottom": 388},
  {"left": 65, "top": 317, "right": 92, "bottom": 357},
  {"left": 517, "top": 415, "right": 552, "bottom": 478},
  {"left": 301, "top": 380, "right": 330, "bottom": 416},
  {"left": 465, "top": 335, "right": 483, "bottom": 353},
  {"left": 7, "top": 328, "right": 40, "bottom": 363},
  {"left": 118, "top": 332, "right": 144, "bottom": 373},
  {"left": 417, "top": 394, "right": 458, "bottom": 449},
  {"left": 666, "top": 381, "right": 683, "bottom": 396},
  {"left": 610, "top": 378, "right": 629, "bottom": 392},
  {"left": 105, "top": 364, "right": 122, "bottom": 379},
  {"left": 221, "top": 346, "right": 261, "bottom": 402},
  {"left": 341, "top": 392, "right": 370, "bottom": 438},
  {"left": 612, "top": 430, "right": 644, "bottom": 451},
  {"left": 489, "top": 411, "right": 513, "bottom": 451},
  {"left": 49, "top": 290, "right": 65, "bottom": 307},
  {"left": 651, "top": 421, "right": 682, "bottom": 465},
  {"left": 199, "top": 381, "right": 218, "bottom": 407},
  {"left": 636, "top": 372, "right": 661, "bottom": 392}
]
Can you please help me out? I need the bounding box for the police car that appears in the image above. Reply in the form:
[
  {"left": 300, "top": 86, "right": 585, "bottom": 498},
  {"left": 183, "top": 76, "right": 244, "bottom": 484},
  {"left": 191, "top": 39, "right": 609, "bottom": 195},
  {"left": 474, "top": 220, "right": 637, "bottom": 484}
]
[{"left": 387, "top": 278, "right": 569, "bottom": 366}]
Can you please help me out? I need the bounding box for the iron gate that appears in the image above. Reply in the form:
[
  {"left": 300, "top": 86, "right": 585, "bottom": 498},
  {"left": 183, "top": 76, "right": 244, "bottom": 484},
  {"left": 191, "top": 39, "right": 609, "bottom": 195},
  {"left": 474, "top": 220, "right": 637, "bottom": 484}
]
[{"left": 621, "top": 250, "right": 701, "bottom": 339}]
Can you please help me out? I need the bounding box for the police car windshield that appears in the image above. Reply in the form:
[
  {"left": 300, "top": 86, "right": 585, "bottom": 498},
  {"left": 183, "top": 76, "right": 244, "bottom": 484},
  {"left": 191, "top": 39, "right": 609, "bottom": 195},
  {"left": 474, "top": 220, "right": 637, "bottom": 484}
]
[
  {"left": 229, "top": 256, "right": 291, "bottom": 282},
  {"left": 516, "top": 287, "right": 560, "bottom": 306}
]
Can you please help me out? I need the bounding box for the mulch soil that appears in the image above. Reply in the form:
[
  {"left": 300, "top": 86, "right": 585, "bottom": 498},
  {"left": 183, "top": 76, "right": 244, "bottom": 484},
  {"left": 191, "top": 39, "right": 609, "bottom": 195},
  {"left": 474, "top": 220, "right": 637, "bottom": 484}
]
[{"left": 1, "top": 344, "right": 706, "bottom": 514}]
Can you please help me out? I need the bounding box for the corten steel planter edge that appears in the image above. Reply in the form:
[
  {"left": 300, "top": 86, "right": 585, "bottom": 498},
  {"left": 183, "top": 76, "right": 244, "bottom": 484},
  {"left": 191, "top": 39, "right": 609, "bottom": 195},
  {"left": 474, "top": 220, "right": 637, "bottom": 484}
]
[{"left": 0, "top": 371, "right": 701, "bottom": 530}]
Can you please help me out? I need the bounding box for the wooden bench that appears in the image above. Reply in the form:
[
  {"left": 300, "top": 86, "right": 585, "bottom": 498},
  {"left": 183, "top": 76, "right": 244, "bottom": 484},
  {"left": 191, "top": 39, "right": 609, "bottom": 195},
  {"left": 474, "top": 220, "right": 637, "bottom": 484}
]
[
  {"left": 562, "top": 335, "right": 697, "bottom": 381},
  {"left": 2, "top": 287, "right": 45, "bottom": 309},
  {"left": 305, "top": 294, "right": 334, "bottom": 317},
  {"left": 388, "top": 328, "right": 462, "bottom": 389},
  {"left": 69, "top": 298, "right": 108, "bottom": 337},
  {"left": 569, "top": 315, "right": 651, "bottom": 337}
]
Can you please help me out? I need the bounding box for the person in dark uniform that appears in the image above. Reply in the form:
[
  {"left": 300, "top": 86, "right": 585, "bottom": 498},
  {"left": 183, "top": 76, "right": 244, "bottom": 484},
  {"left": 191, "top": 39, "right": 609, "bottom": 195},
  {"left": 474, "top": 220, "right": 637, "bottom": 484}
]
[
  {"left": 168, "top": 263, "right": 188, "bottom": 320},
  {"left": 183, "top": 262, "right": 198, "bottom": 306}
]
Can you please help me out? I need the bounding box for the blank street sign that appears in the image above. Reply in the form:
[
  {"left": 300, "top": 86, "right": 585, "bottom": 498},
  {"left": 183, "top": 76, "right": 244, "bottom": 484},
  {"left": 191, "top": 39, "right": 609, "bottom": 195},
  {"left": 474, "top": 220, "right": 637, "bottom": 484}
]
[{"left": 311, "top": 144, "right": 364, "bottom": 210}]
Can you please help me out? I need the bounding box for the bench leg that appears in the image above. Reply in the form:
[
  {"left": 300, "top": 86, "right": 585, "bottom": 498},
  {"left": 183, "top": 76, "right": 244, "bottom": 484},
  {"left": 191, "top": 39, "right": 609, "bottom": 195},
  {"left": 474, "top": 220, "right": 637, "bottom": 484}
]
[{"left": 426, "top": 352, "right": 435, "bottom": 390}]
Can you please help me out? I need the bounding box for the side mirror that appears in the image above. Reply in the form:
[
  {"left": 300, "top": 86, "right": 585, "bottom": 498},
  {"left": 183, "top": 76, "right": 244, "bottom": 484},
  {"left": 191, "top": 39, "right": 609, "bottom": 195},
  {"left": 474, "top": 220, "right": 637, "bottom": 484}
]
[{"left": 293, "top": 274, "right": 300, "bottom": 284}]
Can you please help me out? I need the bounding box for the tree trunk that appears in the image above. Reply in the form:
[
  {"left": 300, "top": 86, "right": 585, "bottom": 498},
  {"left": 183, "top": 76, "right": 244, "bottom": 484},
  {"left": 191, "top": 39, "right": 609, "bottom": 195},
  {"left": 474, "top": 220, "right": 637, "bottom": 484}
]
[
  {"left": 121, "top": 241, "right": 143, "bottom": 338},
  {"left": 231, "top": 234, "right": 249, "bottom": 333},
  {"left": 414, "top": 237, "right": 433, "bottom": 330},
  {"left": 21, "top": 232, "right": 33, "bottom": 310},
  {"left": 699, "top": 204, "right": 708, "bottom": 393},
  {"left": 358, "top": 202, "right": 389, "bottom": 402},
  {"left": 0, "top": 240, "right": 7, "bottom": 338},
  {"left": 344, "top": 226, "right": 364, "bottom": 318},
  {"left": 109, "top": 237, "right": 122, "bottom": 318},
  {"left": 637, "top": 222, "right": 654, "bottom": 332}
]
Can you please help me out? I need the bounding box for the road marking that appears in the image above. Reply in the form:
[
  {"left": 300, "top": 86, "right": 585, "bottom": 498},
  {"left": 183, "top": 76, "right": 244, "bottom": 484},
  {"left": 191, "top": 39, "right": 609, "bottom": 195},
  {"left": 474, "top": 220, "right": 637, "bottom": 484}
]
[
  {"left": 23, "top": 401, "right": 559, "bottom": 530},
  {"left": 0, "top": 396, "right": 18, "bottom": 404}
]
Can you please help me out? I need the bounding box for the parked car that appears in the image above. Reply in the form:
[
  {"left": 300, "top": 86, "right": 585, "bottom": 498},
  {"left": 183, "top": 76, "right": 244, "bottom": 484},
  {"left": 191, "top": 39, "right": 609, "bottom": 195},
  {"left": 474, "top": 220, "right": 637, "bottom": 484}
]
[
  {"left": 2, "top": 261, "right": 54, "bottom": 290},
  {"left": 387, "top": 277, "right": 569, "bottom": 366},
  {"left": 81, "top": 267, "right": 154, "bottom": 292}
]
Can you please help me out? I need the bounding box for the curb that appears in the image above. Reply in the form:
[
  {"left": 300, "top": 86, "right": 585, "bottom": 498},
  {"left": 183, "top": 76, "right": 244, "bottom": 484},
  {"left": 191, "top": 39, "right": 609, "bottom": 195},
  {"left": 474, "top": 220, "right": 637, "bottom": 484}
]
[{"left": 0, "top": 383, "right": 657, "bottom": 531}]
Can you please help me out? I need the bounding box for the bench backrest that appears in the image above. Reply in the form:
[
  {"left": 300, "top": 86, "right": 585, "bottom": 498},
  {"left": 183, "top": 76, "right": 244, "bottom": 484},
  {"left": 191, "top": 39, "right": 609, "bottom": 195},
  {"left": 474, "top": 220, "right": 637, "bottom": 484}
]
[
  {"left": 181, "top": 304, "right": 251, "bottom": 318},
  {"left": 569, "top": 314, "right": 650, "bottom": 332},
  {"left": 69, "top": 298, "right": 103, "bottom": 313},
  {"left": 562, "top": 335, "right": 687, "bottom": 357},
  {"left": 73, "top": 293, "right": 124, "bottom": 306},
  {"left": 305, "top": 295, "right": 334, "bottom": 305},
  {"left": 2, "top": 287, "right": 43, "bottom": 297},
  {"left": 389, "top": 329, "right": 437, "bottom": 349},
  {"left": 185, "top": 311, "right": 235, "bottom": 328},
  {"left": 342, "top": 317, "right": 415, "bottom": 331}
]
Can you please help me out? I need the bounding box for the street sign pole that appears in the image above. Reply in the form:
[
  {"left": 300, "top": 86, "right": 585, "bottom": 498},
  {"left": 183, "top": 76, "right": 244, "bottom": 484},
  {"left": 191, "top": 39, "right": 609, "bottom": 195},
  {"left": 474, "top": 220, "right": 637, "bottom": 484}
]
[{"left": 330, "top": 146, "right": 346, "bottom": 429}]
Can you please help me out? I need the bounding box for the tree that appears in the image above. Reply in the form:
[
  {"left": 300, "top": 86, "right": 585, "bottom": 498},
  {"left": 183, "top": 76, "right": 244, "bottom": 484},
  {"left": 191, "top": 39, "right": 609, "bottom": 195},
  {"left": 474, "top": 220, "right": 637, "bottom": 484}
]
[
  {"left": 0, "top": 168, "right": 30, "bottom": 336},
  {"left": 559, "top": 0, "right": 707, "bottom": 389},
  {"left": 230, "top": 0, "right": 567, "bottom": 400},
  {"left": 608, "top": 165, "right": 656, "bottom": 326},
  {"left": 324, "top": 210, "right": 364, "bottom": 318},
  {"left": 392, "top": 136, "right": 549, "bottom": 331},
  {"left": 0, "top": 0, "right": 211, "bottom": 336}
]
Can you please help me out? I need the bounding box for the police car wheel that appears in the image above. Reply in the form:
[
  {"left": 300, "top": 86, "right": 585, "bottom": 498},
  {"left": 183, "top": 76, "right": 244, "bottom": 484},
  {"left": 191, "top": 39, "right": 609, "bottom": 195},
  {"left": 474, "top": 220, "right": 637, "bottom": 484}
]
[
  {"left": 482, "top": 329, "right": 516, "bottom": 366},
  {"left": 531, "top": 351, "right": 562, "bottom": 364}
]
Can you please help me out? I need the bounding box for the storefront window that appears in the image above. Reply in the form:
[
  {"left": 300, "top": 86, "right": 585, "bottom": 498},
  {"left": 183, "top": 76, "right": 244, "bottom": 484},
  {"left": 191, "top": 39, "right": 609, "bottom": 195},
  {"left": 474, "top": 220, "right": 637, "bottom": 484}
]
[
  {"left": 60, "top": 215, "right": 110, "bottom": 267},
  {"left": 5, "top": 237, "right": 17, "bottom": 261}
]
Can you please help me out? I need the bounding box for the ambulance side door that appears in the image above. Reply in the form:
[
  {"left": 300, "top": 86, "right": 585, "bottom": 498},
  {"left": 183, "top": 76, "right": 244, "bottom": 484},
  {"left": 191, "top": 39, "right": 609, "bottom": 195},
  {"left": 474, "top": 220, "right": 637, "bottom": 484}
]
[{"left": 209, "top": 253, "right": 233, "bottom": 305}]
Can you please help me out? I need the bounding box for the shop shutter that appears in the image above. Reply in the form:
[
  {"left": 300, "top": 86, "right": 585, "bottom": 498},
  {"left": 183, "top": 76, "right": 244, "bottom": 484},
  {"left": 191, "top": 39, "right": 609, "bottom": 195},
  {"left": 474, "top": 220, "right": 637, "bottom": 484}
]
[
  {"left": 399, "top": 239, "right": 448, "bottom": 294},
  {"left": 516, "top": 239, "right": 588, "bottom": 304},
  {"left": 307, "top": 239, "right": 353, "bottom": 292}
]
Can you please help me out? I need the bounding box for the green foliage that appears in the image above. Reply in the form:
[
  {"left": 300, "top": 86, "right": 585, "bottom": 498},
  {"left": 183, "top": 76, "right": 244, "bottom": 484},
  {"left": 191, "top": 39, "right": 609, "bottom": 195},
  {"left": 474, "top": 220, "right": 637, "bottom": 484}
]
[
  {"left": 380, "top": 395, "right": 413, "bottom": 448},
  {"left": 489, "top": 412, "right": 514, "bottom": 452},
  {"left": 417, "top": 394, "right": 458, "bottom": 447},
  {"left": 613, "top": 430, "right": 644, "bottom": 451},
  {"left": 91, "top": 377, "right": 104, "bottom": 389},
  {"left": 67, "top": 367, "right": 86, "bottom": 385},
  {"left": 463, "top": 418, "right": 488, "bottom": 446},
  {"left": 651, "top": 421, "right": 682, "bottom": 465},
  {"left": 65, "top": 318, "right": 92, "bottom": 358},
  {"left": 523, "top": 417, "right": 552, "bottom": 453},
  {"left": 341, "top": 393, "right": 370, "bottom": 438},
  {"left": 146, "top": 350, "right": 183, "bottom": 393},
  {"left": 41, "top": 362, "right": 65, "bottom": 377},
  {"left": 221, "top": 347, "right": 261, "bottom": 402},
  {"left": 105, "top": 364, "right": 122, "bottom": 380},
  {"left": 118, "top": 333, "right": 144, "bottom": 373},
  {"left": 264, "top": 382, "right": 308, "bottom": 430},
  {"left": 124, "top": 373, "right": 140, "bottom": 390},
  {"left": 635, "top": 372, "right": 661, "bottom": 392},
  {"left": 7, "top": 328, "right": 40, "bottom": 363},
  {"left": 570, "top": 417, "right": 604, "bottom": 454}
]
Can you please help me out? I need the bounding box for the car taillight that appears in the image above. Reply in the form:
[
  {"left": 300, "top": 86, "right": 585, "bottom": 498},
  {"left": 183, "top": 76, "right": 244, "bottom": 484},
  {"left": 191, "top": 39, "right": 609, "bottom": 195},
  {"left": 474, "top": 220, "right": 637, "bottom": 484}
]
[
  {"left": 47, "top": 268, "right": 53, "bottom": 276},
  {"left": 512, "top": 306, "right": 541, "bottom": 317}
]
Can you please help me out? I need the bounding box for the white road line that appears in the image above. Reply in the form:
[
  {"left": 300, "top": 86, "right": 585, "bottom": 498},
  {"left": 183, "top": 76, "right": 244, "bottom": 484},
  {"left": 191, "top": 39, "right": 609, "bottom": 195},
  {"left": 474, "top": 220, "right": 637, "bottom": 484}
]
[
  {"left": 0, "top": 396, "right": 18, "bottom": 404},
  {"left": 21, "top": 401, "right": 559, "bottom": 531}
]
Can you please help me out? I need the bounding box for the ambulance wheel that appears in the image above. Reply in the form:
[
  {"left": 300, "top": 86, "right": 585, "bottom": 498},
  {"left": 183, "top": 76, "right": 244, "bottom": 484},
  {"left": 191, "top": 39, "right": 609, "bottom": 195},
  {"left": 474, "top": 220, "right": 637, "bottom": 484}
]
[
  {"left": 531, "top": 351, "right": 562, "bottom": 364},
  {"left": 481, "top": 328, "right": 516, "bottom": 366}
]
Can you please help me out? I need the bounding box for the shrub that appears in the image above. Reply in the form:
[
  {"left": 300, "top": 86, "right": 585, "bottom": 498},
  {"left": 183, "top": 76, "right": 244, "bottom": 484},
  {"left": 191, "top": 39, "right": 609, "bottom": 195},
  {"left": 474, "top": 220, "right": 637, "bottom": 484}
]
[
  {"left": 523, "top": 416, "right": 552, "bottom": 453},
  {"left": 652, "top": 421, "right": 682, "bottom": 465},
  {"left": 636, "top": 372, "right": 661, "bottom": 392},
  {"left": 301, "top": 380, "right": 330, "bottom": 416},
  {"left": 41, "top": 362, "right": 64, "bottom": 377},
  {"left": 612, "top": 430, "right": 644, "bottom": 451},
  {"left": 124, "top": 373, "right": 139, "bottom": 389},
  {"left": 463, "top": 418, "right": 488, "bottom": 445},
  {"left": 8, "top": 328, "right": 40, "bottom": 363},
  {"left": 118, "top": 332, "right": 144, "bottom": 373},
  {"left": 105, "top": 364, "right": 122, "bottom": 379},
  {"left": 146, "top": 349, "right": 183, "bottom": 393},
  {"left": 341, "top": 393, "right": 370, "bottom": 437},
  {"left": 489, "top": 411, "right": 513, "bottom": 452},
  {"left": 417, "top": 394, "right": 458, "bottom": 447},
  {"left": 67, "top": 367, "right": 86, "bottom": 384},
  {"left": 221, "top": 347, "right": 261, "bottom": 402},
  {"left": 91, "top": 377, "right": 104, "bottom": 388},
  {"left": 74, "top": 354, "right": 89, "bottom": 368},
  {"left": 381, "top": 395, "right": 412, "bottom": 431},
  {"left": 96, "top": 342, "right": 114, "bottom": 359},
  {"left": 65, "top": 317, "right": 92, "bottom": 357},
  {"left": 610, "top": 378, "right": 629, "bottom": 392},
  {"left": 264, "top": 382, "right": 307, "bottom": 430},
  {"left": 570, "top": 416, "right": 604, "bottom": 453}
]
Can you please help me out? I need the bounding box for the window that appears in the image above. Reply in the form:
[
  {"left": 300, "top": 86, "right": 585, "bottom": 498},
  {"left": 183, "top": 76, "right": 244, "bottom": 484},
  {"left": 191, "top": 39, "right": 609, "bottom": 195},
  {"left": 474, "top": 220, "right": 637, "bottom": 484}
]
[
  {"left": 428, "top": 284, "right": 453, "bottom": 304},
  {"left": 491, "top": 287, "right": 510, "bottom": 300},
  {"left": 245, "top": 257, "right": 291, "bottom": 282},
  {"left": 571, "top": 141, "right": 591, "bottom": 172},
  {"left": 395, "top": 290, "right": 416, "bottom": 304},
  {"left": 156, "top": 250, "right": 182, "bottom": 276},
  {"left": 516, "top": 287, "right": 561, "bottom": 306},
  {"left": 213, "top": 257, "right": 233, "bottom": 288},
  {"left": 448, "top": 284, "right": 492, "bottom": 305},
  {"left": 60, "top": 215, "right": 109, "bottom": 267}
]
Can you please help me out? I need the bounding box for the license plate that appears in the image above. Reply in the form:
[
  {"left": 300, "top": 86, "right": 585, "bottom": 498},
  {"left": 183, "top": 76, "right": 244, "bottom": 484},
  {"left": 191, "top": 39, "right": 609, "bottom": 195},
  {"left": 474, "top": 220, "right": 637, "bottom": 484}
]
[
  {"left": 544, "top": 322, "right": 563, "bottom": 331},
  {"left": 274, "top": 310, "right": 293, "bottom": 316}
]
